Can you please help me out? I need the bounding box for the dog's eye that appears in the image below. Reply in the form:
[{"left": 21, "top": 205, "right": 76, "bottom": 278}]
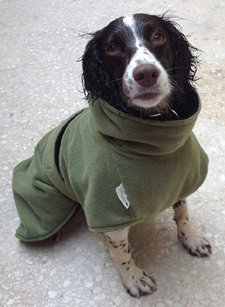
[
  {"left": 150, "top": 32, "right": 167, "bottom": 46},
  {"left": 104, "top": 43, "right": 121, "bottom": 55}
]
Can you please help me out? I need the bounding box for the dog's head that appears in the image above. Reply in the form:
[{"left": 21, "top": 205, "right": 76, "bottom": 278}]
[{"left": 82, "top": 14, "right": 198, "bottom": 116}]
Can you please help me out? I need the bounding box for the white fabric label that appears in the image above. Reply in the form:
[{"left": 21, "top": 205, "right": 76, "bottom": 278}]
[{"left": 116, "top": 183, "right": 130, "bottom": 209}]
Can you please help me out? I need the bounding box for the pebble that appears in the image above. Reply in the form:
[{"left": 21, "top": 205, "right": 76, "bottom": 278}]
[
  {"left": 7, "top": 299, "right": 14, "bottom": 306},
  {"left": 37, "top": 275, "right": 43, "bottom": 282},
  {"left": 48, "top": 291, "right": 57, "bottom": 299},
  {"left": 74, "top": 256, "right": 85, "bottom": 265},
  {"left": 164, "top": 300, "right": 173, "bottom": 306},
  {"left": 94, "top": 293, "right": 106, "bottom": 300},
  {"left": 63, "top": 295, "right": 72, "bottom": 303},
  {"left": 41, "top": 256, "right": 48, "bottom": 264},
  {"left": 63, "top": 279, "right": 71, "bottom": 288},
  {"left": 110, "top": 280, "right": 118, "bottom": 288},
  {"left": 195, "top": 292, "right": 204, "bottom": 300},
  {"left": 93, "top": 286, "right": 102, "bottom": 293},
  {"left": 85, "top": 281, "right": 94, "bottom": 288},
  {"left": 216, "top": 260, "right": 224, "bottom": 268},
  {"left": 93, "top": 265, "right": 101, "bottom": 273},
  {"left": 50, "top": 268, "right": 57, "bottom": 276},
  {"left": 96, "top": 275, "right": 103, "bottom": 282},
  {"left": 113, "top": 296, "right": 122, "bottom": 305},
  {"left": 98, "top": 240, "right": 104, "bottom": 246}
]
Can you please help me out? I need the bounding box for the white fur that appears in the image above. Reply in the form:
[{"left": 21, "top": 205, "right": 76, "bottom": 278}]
[
  {"left": 123, "top": 15, "right": 142, "bottom": 48},
  {"left": 174, "top": 200, "right": 211, "bottom": 257},
  {"left": 104, "top": 228, "right": 157, "bottom": 297},
  {"left": 122, "top": 15, "right": 171, "bottom": 109}
]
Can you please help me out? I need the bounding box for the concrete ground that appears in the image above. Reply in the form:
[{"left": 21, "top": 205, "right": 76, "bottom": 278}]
[{"left": 1, "top": 0, "right": 225, "bottom": 306}]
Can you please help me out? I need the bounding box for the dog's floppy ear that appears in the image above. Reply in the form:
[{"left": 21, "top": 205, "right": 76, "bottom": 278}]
[
  {"left": 162, "top": 17, "right": 199, "bottom": 87},
  {"left": 82, "top": 31, "right": 118, "bottom": 102}
]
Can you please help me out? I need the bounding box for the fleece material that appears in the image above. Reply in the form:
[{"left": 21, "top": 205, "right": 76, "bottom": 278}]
[{"left": 12, "top": 98, "right": 208, "bottom": 242}]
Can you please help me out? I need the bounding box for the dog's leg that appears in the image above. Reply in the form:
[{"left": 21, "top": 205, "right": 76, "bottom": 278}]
[
  {"left": 173, "top": 199, "right": 211, "bottom": 257},
  {"left": 103, "top": 227, "right": 157, "bottom": 298}
]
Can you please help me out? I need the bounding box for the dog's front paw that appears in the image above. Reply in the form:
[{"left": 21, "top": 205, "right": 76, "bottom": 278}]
[
  {"left": 179, "top": 228, "right": 212, "bottom": 257},
  {"left": 121, "top": 267, "right": 157, "bottom": 298}
]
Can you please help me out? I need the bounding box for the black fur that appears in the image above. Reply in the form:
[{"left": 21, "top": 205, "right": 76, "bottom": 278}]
[{"left": 82, "top": 13, "right": 199, "bottom": 120}]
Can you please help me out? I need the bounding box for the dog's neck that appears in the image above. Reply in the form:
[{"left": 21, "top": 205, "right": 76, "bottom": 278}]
[{"left": 108, "top": 83, "right": 199, "bottom": 121}]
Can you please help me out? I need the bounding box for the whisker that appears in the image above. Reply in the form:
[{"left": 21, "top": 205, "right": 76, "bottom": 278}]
[
  {"left": 170, "top": 79, "right": 184, "bottom": 93},
  {"left": 105, "top": 77, "right": 123, "bottom": 86},
  {"left": 166, "top": 66, "right": 187, "bottom": 72}
]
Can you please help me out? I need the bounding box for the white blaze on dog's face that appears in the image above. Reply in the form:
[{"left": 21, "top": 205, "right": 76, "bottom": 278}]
[{"left": 122, "top": 15, "right": 171, "bottom": 109}]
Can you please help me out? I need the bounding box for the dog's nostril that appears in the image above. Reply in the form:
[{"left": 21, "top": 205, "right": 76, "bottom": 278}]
[{"left": 133, "top": 64, "right": 160, "bottom": 87}]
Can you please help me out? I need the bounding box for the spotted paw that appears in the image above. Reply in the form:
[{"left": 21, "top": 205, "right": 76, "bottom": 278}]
[
  {"left": 179, "top": 229, "right": 212, "bottom": 257},
  {"left": 122, "top": 268, "right": 157, "bottom": 298}
]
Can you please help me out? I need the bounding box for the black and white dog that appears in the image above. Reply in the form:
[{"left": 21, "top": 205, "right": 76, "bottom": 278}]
[
  {"left": 82, "top": 14, "right": 211, "bottom": 297},
  {"left": 83, "top": 13, "right": 198, "bottom": 120}
]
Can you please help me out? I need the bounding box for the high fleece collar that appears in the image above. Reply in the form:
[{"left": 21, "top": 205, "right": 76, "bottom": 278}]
[{"left": 89, "top": 97, "right": 201, "bottom": 156}]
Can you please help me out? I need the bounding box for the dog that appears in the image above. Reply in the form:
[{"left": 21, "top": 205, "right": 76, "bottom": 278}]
[
  {"left": 82, "top": 13, "right": 211, "bottom": 297},
  {"left": 13, "top": 13, "right": 211, "bottom": 298}
]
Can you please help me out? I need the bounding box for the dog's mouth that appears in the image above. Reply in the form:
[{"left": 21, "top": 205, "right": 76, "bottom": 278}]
[{"left": 134, "top": 92, "right": 160, "bottom": 100}]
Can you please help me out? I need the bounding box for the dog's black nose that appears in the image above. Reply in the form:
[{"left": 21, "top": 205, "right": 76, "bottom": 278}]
[{"left": 133, "top": 64, "right": 160, "bottom": 87}]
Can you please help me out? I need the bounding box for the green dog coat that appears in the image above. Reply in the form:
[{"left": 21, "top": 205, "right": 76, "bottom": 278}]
[{"left": 12, "top": 98, "right": 208, "bottom": 242}]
